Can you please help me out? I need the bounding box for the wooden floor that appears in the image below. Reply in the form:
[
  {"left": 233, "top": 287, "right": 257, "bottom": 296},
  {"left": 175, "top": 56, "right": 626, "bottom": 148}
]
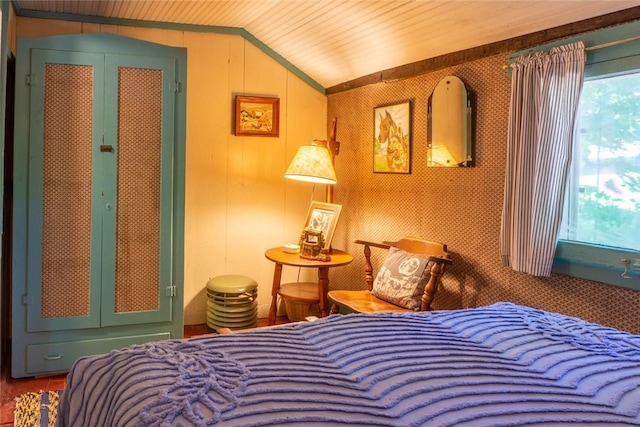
[{"left": 0, "top": 317, "right": 290, "bottom": 426}]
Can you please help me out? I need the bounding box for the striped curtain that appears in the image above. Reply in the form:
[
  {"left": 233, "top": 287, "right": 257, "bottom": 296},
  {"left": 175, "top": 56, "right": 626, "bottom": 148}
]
[{"left": 500, "top": 42, "right": 585, "bottom": 277}]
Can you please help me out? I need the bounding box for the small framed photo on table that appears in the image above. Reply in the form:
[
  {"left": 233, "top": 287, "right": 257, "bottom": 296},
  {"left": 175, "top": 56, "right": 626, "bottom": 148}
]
[
  {"left": 234, "top": 96, "right": 280, "bottom": 137},
  {"left": 300, "top": 201, "right": 342, "bottom": 253}
]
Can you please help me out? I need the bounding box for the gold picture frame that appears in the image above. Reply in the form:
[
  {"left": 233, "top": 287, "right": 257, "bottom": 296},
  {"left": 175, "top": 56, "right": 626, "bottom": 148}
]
[
  {"left": 234, "top": 95, "right": 280, "bottom": 137},
  {"left": 300, "top": 201, "right": 342, "bottom": 251},
  {"left": 373, "top": 100, "right": 412, "bottom": 173}
]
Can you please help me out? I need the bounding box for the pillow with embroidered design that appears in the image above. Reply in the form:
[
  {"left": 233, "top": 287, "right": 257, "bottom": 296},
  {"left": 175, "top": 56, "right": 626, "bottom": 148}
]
[{"left": 371, "top": 247, "right": 433, "bottom": 310}]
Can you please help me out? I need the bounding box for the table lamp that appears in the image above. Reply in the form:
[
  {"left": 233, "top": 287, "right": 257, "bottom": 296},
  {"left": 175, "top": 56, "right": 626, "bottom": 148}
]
[
  {"left": 284, "top": 140, "right": 336, "bottom": 184},
  {"left": 284, "top": 118, "right": 340, "bottom": 203}
]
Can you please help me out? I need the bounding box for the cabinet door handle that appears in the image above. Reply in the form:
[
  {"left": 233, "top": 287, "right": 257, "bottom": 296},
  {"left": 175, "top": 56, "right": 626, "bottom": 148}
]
[
  {"left": 100, "top": 144, "right": 113, "bottom": 152},
  {"left": 45, "top": 355, "right": 63, "bottom": 360}
]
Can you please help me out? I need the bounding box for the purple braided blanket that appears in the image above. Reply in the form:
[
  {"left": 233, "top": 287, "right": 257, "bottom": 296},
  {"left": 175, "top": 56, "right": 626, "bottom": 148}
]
[{"left": 56, "top": 303, "right": 640, "bottom": 426}]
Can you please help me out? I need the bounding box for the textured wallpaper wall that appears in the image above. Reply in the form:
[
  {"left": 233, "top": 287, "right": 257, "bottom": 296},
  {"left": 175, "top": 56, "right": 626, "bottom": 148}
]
[{"left": 326, "top": 53, "right": 640, "bottom": 334}]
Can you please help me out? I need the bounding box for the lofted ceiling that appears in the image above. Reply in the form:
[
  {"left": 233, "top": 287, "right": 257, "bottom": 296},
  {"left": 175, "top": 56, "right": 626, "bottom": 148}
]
[{"left": 12, "top": 1, "right": 640, "bottom": 89}]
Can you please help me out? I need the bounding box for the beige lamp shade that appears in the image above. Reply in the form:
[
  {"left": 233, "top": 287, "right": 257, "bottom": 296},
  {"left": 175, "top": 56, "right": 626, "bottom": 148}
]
[{"left": 284, "top": 144, "right": 337, "bottom": 184}]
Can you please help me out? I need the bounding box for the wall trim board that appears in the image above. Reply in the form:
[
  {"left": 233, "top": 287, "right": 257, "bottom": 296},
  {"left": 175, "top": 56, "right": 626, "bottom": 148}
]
[
  {"left": 11, "top": 6, "right": 326, "bottom": 95},
  {"left": 326, "top": 6, "right": 640, "bottom": 94},
  {"left": 0, "top": 0, "right": 11, "bottom": 376},
  {"left": 508, "top": 19, "right": 640, "bottom": 66}
]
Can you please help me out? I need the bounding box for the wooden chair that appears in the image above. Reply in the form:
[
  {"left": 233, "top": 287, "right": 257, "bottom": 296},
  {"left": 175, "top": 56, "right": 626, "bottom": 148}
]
[{"left": 328, "top": 237, "right": 452, "bottom": 314}]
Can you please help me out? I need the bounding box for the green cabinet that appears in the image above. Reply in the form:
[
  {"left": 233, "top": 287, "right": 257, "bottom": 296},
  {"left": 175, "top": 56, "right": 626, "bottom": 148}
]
[{"left": 12, "top": 33, "right": 186, "bottom": 378}]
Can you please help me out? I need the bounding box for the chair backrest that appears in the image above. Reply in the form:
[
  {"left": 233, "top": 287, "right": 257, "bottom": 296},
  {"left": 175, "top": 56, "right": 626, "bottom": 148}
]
[{"left": 356, "top": 237, "right": 451, "bottom": 311}]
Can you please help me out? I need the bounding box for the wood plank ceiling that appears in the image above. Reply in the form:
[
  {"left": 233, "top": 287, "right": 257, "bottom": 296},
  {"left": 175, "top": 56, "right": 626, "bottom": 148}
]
[{"left": 13, "top": 1, "right": 640, "bottom": 90}]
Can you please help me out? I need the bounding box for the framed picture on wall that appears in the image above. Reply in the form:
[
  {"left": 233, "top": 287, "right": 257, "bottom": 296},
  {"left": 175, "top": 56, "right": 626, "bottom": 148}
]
[
  {"left": 373, "top": 101, "right": 412, "bottom": 173},
  {"left": 234, "top": 96, "right": 280, "bottom": 137}
]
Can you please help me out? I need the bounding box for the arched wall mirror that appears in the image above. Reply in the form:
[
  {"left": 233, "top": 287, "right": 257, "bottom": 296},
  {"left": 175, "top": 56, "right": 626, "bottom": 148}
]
[{"left": 427, "top": 76, "right": 474, "bottom": 167}]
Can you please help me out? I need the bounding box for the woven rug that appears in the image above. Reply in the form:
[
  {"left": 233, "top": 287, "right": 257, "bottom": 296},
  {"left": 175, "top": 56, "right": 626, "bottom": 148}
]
[{"left": 14, "top": 390, "right": 61, "bottom": 427}]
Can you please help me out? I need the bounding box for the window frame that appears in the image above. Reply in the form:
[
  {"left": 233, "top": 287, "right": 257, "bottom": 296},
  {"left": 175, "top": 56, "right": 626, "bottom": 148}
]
[{"left": 508, "top": 21, "right": 640, "bottom": 290}]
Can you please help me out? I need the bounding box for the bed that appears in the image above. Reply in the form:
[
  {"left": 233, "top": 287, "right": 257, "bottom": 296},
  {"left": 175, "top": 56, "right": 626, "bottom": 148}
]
[{"left": 56, "top": 302, "right": 640, "bottom": 426}]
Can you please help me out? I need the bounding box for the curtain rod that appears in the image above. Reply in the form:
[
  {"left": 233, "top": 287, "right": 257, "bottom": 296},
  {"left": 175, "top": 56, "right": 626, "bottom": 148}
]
[
  {"left": 503, "top": 34, "right": 640, "bottom": 69},
  {"left": 586, "top": 34, "right": 640, "bottom": 51}
]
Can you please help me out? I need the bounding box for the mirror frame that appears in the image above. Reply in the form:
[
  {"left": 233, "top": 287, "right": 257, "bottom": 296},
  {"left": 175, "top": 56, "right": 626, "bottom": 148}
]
[{"left": 427, "top": 76, "right": 475, "bottom": 167}]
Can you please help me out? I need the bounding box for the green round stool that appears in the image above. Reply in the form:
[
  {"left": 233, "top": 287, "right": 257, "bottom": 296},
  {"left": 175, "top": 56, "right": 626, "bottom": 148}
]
[{"left": 206, "top": 275, "right": 258, "bottom": 330}]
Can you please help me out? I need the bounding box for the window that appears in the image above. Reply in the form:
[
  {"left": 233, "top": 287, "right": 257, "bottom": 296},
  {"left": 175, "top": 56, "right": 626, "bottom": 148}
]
[
  {"left": 559, "top": 72, "right": 640, "bottom": 250},
  {"left": 551, "top": 25, "right": 640, "bottom": 290}
]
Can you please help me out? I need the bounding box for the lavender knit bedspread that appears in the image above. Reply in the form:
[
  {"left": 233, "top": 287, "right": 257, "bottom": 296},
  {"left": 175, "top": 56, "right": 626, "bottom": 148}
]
[{"left": 56, "top": 303, "right": 640, "bottom": 426}]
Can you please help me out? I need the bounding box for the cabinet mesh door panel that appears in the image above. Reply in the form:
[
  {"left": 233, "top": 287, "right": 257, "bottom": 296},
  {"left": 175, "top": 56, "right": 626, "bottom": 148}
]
[
  {"left": 115, "top": 67, "right": 162, "bottom": 313},
  {"left": 41, "top": 63, "right": 93, "bottom": 318}
]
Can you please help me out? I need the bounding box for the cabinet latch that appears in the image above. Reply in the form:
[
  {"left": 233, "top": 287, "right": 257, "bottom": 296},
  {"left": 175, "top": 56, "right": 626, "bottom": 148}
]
[
  {"left": 25, "top": 74, "right": 38, "bottom": 86},
  {"left": 22, "top": 293, "right": 33, "bottom": 306},
  {"left": 170, "top": 81, "right": 181, "bottom": 93}
]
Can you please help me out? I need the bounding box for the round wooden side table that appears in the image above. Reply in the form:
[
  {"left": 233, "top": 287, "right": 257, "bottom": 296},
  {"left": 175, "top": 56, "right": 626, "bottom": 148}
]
[{"left": 264, "top": 247, "right": 353, "bottom": 325}]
